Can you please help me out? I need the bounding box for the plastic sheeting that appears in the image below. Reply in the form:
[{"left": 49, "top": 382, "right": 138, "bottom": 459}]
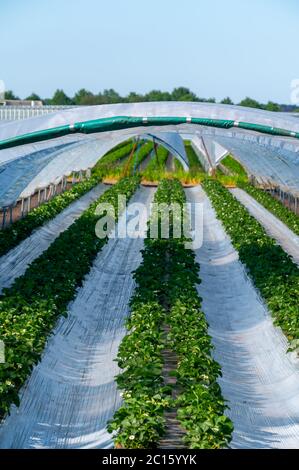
[
  {"left": 0, "top": 102, "right": 299, "bottom": 207},
  {"left": 140, "top": 131, "right": 188, "bottom": 169},
  {"left": 188, "top": 135, "right": 228, "bottom": 172},
  {"left": 0, "top": 183, "right": 106, "bottom": 293},
  {"left": 230, "top": 188, "right": 299, "bottom": 265},
  {"left": 0, "top": 143, "right": 76, "bottom": 207},
  {"left": 214, "top": 134, "right": 299, "bottom": 191},
  {"left": 188, "top": 128, "right": 299, "bottom": 191},
  {"left": 1, "top": 102, "right": 299, "bottom": 150},
  {"left": 0, "top": 129, "right": 186, "bottom": 207},
  {"left": 187, "top": 186, "right": 299, "bottom": 449},
  {"left": 0, "top": 187, "right": 155, "bottom": 449}
]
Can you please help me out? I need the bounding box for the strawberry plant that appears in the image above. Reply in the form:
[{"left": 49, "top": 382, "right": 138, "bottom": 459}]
[
  {"left": 0, "top": 176, "right": 140, "bottom": 417},
  {"left": 108, "top": 179, "right": 233, "bottom": 449},
  {"left": 0, "top": 141, "right": 135, "bottom": 258},
  {"left": 202, "top": 179, "right": 299, "bottom": 347},
  {"left": 238, "top": 181, "right": 299, "bottom": 236},
  {"left": 221, "top": 155, "right": 248, "bottom": 178}
]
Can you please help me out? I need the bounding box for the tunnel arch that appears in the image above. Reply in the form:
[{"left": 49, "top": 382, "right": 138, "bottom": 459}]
[{"left": 0, "top": 101, "right": 298, "bottom": 208}]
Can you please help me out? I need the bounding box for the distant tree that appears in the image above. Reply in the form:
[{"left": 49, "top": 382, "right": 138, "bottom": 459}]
[
  {"left": 126, "top": 92, "right": 144, "bottom": 103},
  {"left": 171, "top": 87, "right": 199, "bottom": 102},
  {"left": 145, "top": 89, "right": 172, "bottom": 102},
  {"left": 238, "top": 97, "right": 264, "bottom": 109},
  {"left": 25, "top": 93, "right": 41, "bottom": 101},
  {"left": 265, "top": 101, "right": 280, "bottom": 112},
  {"left": 4, "top": 90, "right": 20, "bottom": 100},
  {"left": 221, "top": 97, "right": 234, "bottom": 105},
  {"left": 51, "top": 89, "right": 73, "bottom": 105},
  {"left": 81, "top": 94, "right": 101, "bottom": 105},
  {"left": 73, "top": 88, "right": 95, "bottom": 105},
  {"left": 13, "top": 87, "right": 286, "bottom": 111},
  {"left": 102, "top": 88, "right": 122, "bottom": 104}
]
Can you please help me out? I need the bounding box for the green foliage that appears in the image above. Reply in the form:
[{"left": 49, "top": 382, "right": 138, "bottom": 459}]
[
  {"left": 73, "top": 88, "right": 96, "bottom": 106},
  {"left": 0, "top": 177, "right": 140, "bottom": 417},
  {"left": 6, "top": 88, "right": 283, "bottom": 107},
  {"left": 238, "top": 97, "right": 280, "bottom": 112},
  {"left": 50, "top": 89, "right": 73, "bottom": 105},
  {"left": 133, "top": 142, "right": 155, "bottom": 171},
  {"left": 4, "top": 90, "right": 20, "bottom": 100},
  {"left": 92, "top": 141, "right": 134, "bottom": 176},
  {"left": 265, "top": 101, "right": 281, "bottom": 112},
  {"left": 2, "top": 88, "right": 288, "bottom": 111},
  {"left": 0, "top": 178, "right": 97, "bottom": 258},
  {"left": 171, "top": 87, "right": 199, "bottom": 102},
  {"left": 0, "top": 142, "right": 135, "bottom": 258},
  {"left": 108, "top": 178, "right": 233, "bottom": 449},
  {"left": 25, "top": 93, "right": 41, "bottom": 101},
  {"left": 106, "top": 141, "right": 154, "bottom": 177},
  {"left": 221, "top": 155, "right": 248, "bottom": 178},
  {"left": 238, "top": 97, "right": 264, "bottom": 109},
  {"left": 142, "top": 145, "right": 169, "bottom": 180},
  {"left": 202, "top": 179, "right": 299, "bottom": 347},
  {"left": 141, "top": 143, "right": 207, "bottom": 184},
  {"left": 220, "top": 97, "right": 234, "bottom": 105},
  {"left": 185, "top": 143, "right": 204, "bottom": 173},
  {"left": 238, "top": 182, "right": 299, "bottom": 236},
  {"left": 145, "top": 90, "right": 172, "bottom": 102}
]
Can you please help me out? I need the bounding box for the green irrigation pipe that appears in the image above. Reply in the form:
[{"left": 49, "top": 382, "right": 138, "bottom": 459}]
[{"left": 0, "top": 116, "right": 299, "bottom": 151}]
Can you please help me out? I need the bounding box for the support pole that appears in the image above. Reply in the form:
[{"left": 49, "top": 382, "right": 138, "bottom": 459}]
[
  {"left": 153, "top": 139, "right": 159, "bottom": 166},
  {"left": 9, "top": 205, "right": 13, "bottom": 225},
  {"left": 201, "top": 137, "right": 215, "bottom": 176},
  {"left": 123, "top": 139, "right": 138, "bottom": 177},
  {"left": 2, "top": 208, "right": 6, "bottom": 229},
  {"left": 21, "top": 198, "right": 24, "bottom": 217}
]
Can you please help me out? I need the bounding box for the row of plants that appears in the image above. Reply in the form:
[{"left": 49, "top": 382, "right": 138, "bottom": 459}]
[
  {"left": 184, "top": 142, "right": 204, "bottom": 173},
  {"left": 238, "top": 181, "right": 299, "bottom": 236},
  {"left": 171, "top": 143, "right": 206, "bottom": 185},
  {"left": 131, "top": 141, "right": 155, "bottom": 173},
  {"left": 141, "top": 143, "right": 206, "bottom": 185},
  {"left": 0, "top": 176, "right": 140, "bottom": 418},
  {"left": 120, "top": 141, "right": 154, "bottom": 174},
  {"left": 92, "top": 140, "right": 134, "bottom": 175},
  {"left": 158, "top": 180, "right": 233, "bottom": 448},
  {"left": 220, "top": 155, "right": 248, "bottom": 178},
  {"left": 202, "top": 179, "right": 299, "bottom": 348},
  {"left": 0, "top": 177, "right": 99, "bottom": 258},
  {"left": 108, "top": 179, "right": 233, "bottom": 448},
  {"left": 142, "top": 145, "right": 169, "bottom": 181},
  {"left": 166, "top": 242, "right": 233, "bottom": 448},
  {"left": 105, "top": 141, "right": 154, "bottom": 178},
  {"left": 0, "top": 140, "right": 135, "bottom": 258},
  {"left": 107, "top": 180, "right": 178, "bottom": 448},
  {"left": 107, "top": 250, "right": 170, "bottom": 448}
]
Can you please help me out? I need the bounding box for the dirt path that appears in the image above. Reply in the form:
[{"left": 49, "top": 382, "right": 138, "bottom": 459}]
[{"left": 158, "top": 325, "right": 185, "bottom": 449}]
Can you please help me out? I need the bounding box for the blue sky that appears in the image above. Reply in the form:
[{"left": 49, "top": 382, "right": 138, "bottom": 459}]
[{"left": 0, "top": 0, "right": 298, "bottom": 103}]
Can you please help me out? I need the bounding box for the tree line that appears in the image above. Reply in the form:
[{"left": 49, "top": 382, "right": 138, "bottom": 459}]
[{"left": 3, "top": 87, "right": 297, "bottom": 112}]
